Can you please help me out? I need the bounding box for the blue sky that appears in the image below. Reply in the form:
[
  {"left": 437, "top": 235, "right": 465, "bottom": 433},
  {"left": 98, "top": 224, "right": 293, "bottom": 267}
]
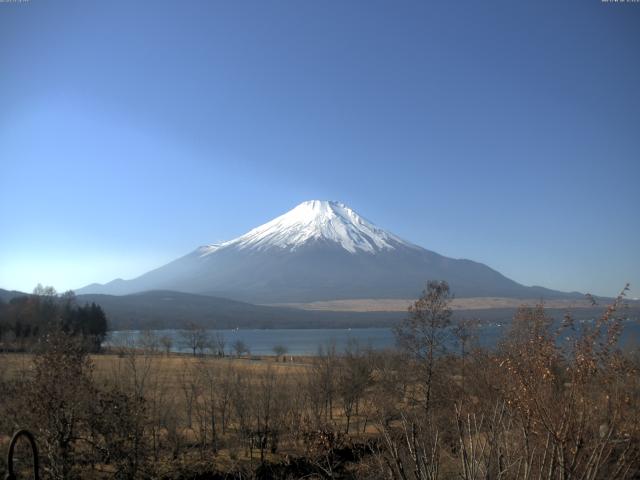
[{"left": 1, "top": 0, "right": 638, "bottom": 298}]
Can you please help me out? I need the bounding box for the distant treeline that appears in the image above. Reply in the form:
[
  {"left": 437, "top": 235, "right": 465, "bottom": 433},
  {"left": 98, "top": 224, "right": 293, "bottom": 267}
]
[{"left": 0, "top": 285, "right": 107, "bottom": 352}]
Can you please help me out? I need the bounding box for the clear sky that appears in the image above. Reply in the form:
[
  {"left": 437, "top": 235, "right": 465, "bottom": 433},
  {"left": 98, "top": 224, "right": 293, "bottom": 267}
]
[{"left": 1, "top": 0, "right": 638, "bottom": 298}]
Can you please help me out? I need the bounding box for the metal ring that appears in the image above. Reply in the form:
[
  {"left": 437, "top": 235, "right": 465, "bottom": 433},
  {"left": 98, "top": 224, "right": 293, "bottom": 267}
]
[{"left": 5, "top": 430, "right": 39, "bottom": 480}]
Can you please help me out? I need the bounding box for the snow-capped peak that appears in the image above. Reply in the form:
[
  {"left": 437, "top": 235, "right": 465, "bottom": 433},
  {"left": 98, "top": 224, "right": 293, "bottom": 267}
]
[{"left": 199, "top": 200, "right": 414, "bottom": 255}]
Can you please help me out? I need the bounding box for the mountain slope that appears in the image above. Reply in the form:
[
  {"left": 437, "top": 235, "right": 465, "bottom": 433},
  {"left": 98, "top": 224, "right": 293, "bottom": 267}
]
[
  {"left": 0, "top": 288, "right": 27, "bottom": 303},
  {"left": 77, "top": 200, "right": 580, "bottom": 302}
]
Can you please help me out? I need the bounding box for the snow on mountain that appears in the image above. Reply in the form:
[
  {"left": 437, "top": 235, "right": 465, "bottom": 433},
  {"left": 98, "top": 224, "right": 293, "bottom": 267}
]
[
  {"left": 199, "top": 200, "right": 415, "bottom": 255},
  {"left": 77, "top": 200, "right": 579, "bottom": 303}
]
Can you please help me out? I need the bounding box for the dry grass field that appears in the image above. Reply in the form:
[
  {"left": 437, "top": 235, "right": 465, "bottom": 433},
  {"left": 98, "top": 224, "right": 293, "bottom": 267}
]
[
  {"left": 0, "top": 351, "right": 313, "bottom": 387},
  {"left": 1, "top": 350, "right": 378, "bottom": 477},
  {"left": 0, "top": 350, "right": 371, "bottom": 435},
  {"left": 269, "top": 296, "right": 602, "bottom": 312}
]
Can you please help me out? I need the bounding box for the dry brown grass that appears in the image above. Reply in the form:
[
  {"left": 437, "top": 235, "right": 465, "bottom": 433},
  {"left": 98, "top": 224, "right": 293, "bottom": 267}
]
[
  {"left": 267, "top": 296, "right": 601, "bottom": 312},
  {"left": 1, "top": 352, "right": 311, "bottom": 383}
]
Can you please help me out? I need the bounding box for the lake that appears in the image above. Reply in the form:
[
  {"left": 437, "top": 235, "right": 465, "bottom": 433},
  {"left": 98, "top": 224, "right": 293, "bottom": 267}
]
[{"left": 106, "top": 319, "right": 640, "bottom": 356}]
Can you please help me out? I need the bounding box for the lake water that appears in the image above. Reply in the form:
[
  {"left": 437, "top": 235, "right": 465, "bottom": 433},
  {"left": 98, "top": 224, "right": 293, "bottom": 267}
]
[{"left": 106, "top": 320, "right": 640, "bottom": 356}]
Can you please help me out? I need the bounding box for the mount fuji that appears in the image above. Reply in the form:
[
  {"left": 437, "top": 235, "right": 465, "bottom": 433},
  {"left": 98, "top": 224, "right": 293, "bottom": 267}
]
[{"left": 77, "top": 200, "right": 577, "bottom": 303}]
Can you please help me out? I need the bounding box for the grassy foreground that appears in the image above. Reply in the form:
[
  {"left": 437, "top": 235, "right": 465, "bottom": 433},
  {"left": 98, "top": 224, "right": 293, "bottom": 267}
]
[{"left": 1, "top": 289, "right": 639, "bottom": 479}]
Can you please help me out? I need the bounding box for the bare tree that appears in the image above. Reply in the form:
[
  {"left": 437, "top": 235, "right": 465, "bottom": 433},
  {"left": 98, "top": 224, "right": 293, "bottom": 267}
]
[
  {"left": 143, "top": 357, "right": 172, "bottom": 462},
  {"left": 180, "top": 323, "right": 209, "bottom": 356},
  {"left": 179, "top": 360, "right": 199, "bottom": 429},
  {"left": 232, "top": 339, "right": 249, "bottom": 358},
  {"left": 159, "top": 335, "right": 173, "bottom": 355},
  {"left": 230, "top": 367, "right": 253, "bottom": 457},
  {"left": 90, "top": 387, "right": 149, "bottom": 479},
  {"left": 394, "top": 280, "right": 452, "bottom": 416},
  {"left": 311, "top": 341, "right": 339, "bottom": 424},
  {"left": 337, "top": 341, "right": 372, "bottom": 433},
  {"left": 194, "top": 360, "right": 222, "bottom": 453},
  {"left": 138, "top": 329, "right": 159, "bottom": 354},
  {"left": 253, "top": 366, "right": 286, "bottom": 462},
  {"left": 25, "top": 330, "right": 95, "bottom": 480},
  {"left": 214, "top": 331, "right": 226, "bottom": 357},
  {"left": 452, "top": 318, "right": 478, "bottom": 396},
  {"left": 215, "top": 363, "right": 234, "bottom": 435},
  {"left": 273, "top": 344, "right": 288, "bottom": 361}
]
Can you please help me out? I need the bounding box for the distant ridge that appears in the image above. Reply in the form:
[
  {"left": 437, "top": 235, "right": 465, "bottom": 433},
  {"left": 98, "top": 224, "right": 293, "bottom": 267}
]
[
  {"left": 0, "top": 288, "right": 27, "bottom": 303},
  {"left": 3, "top": 288, "right": 637, "bottom": 331},
  {"left": 75, "top": 290, "right": 404, "bottom": 330},
  {"left": 77, "top": 200, "right": 582, "bottom": 303}
]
